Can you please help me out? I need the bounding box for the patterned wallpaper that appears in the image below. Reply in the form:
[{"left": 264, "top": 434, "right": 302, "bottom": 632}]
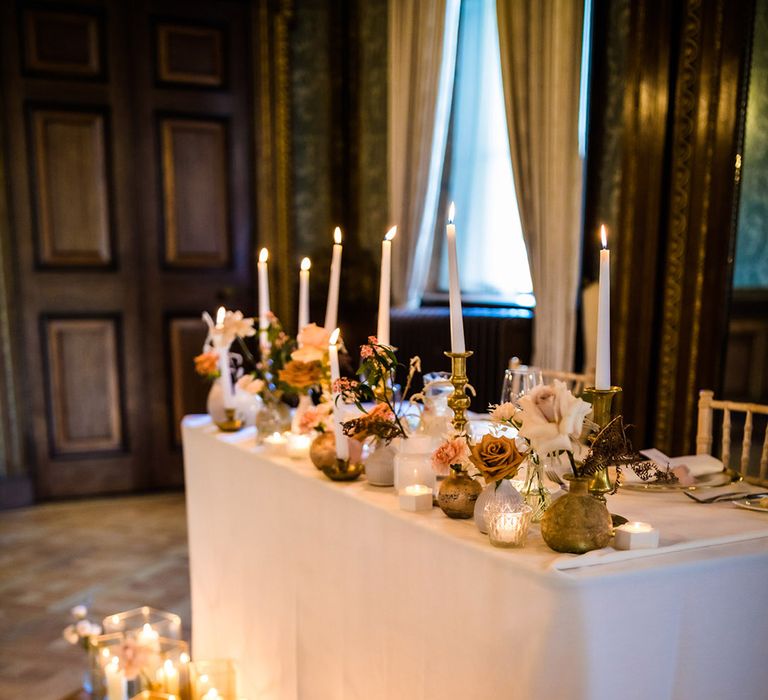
[{"left": 734, "top": 0, "right": 768, "bottom": 289}]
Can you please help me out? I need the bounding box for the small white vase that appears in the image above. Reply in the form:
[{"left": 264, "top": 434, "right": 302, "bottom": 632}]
[
  {"left": 474, "top": 479, "right": 523, "bottom": 533},
  {"left": 364, "top": 439, "right": 398, "bottom": 486},
  {"left": 206, "top": 378, "right": 227, "bottom": 424}
]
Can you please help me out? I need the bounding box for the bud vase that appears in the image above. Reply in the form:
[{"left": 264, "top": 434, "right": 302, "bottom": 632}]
[
  {"left": 474, "top": 479, "right": 523, "bottom": 533},
  {"left": 255, "top": 394, "right": 291, "bottom": 439},
  {"left": 437, "top": 468, "right": 482, "bottom": 519},
  {"left": 520, "top": 457, "right": 551, "bottom": 522},
  {"left": 540, "top": 476, "right": 613, "bottom": 553}
]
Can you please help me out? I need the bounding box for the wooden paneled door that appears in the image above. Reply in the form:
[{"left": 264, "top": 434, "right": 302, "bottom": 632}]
[{"left": 1, "top": 0, "right": 254, "bottom": 498}]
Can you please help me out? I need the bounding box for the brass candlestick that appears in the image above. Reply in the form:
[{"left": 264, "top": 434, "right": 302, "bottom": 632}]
[
  {"left": 216, "top": 407, "right": 243, "bottom": 432},
  {"left": 445, "top": 350, "right": 473, "bottom": 434},
  {"left": 582, "top": 386, "right": 622, "bottom": 501}
]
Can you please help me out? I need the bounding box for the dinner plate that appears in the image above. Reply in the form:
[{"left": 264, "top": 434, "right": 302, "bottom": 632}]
[
  {"left": 733, "top": 497, "right": 768, "bottom": 513},
  {"left": 621, "top": 468, "right": 740, "bottom": 492}
]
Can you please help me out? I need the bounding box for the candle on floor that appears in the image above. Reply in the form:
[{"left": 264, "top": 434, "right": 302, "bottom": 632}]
[
  {"left": 328, "top": 328, "right": 349, "bottom": 460},
  {"left": 376, "top": 226, "right": 397, "bottom": 346},
  {"left": 105, "top": 657, "right": 127, "bottom": 700},
  {"left": 324, "top": 227, "right": 343, "bottom": 331},
  {"left": 614, "top": 521, "right": 659, "bottom": 550},
  {"left": 399, "top": 484, "right": 433, "bottom": 512},
  {"left": 595, "top": 225, "right": 611, "bottom": 389},
  {"left": 258, "top": 248, "right": 271, "bottom": 352},
  {"left": 446, "top": 203, "right": 465, "bottom": 353},
  {"left": 214, "top": 307, "right": 234, "bottom": 410},
  {"left": 298, "top": 257, "right": 311, "bottom": 335},
  {"left": 286, "top": 432, "right": 312, "bottom": 459}
]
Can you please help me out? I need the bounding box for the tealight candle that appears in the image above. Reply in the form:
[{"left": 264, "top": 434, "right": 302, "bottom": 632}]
[
  {"left": 399, "top": 484, "right": 433, "bottom": 512},
  {"left": 487, "top": 505, "right": 533, "bottom": 548},
  {"left": 286, "top": 432, "right": 312, "bottom": 459},
  {"left": 264, "top": 432, "right": 287, "bottom": 453},
  {"left": 613, "top": 521, "right": 659, "bottom": 550}
]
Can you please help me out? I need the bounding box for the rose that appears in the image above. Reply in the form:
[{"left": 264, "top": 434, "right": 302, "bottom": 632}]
[
  {"left": 194, "top": 350, "right": 219, "bottom": 377},
  {"left": 469, "top": 434, "right": 524, "bottom": 483},
  {"left": 297, "top": 323, "right": 331, "bottom": 350},
  {"left": 298, "top": 403, "right": 333, "bottom": 433},
  {"left": 489, "top": 402, "right": 516, "bottom": 424},
  {"left": 518, "top": 380, "right": 591, "bottom": 456},
  {"left": 236, "top": 374, "right": 265, "bottom": 395},
  {"left": 278, "top": 360, "right": 323, "bottom": 390},
  {"left": 431, "top": 437, "right": 470, "bottom": 476}
]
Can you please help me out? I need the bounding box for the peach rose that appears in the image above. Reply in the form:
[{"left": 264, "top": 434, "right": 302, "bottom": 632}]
[
  {"left": 194, "top": 350, "right": 219, "bottom": 377},
  {"left": 431, "top": 437, "right": 470, "bottom": 476},
  {"left": 469, "top": 434, "right": 525, "bottom": 483},
  {"left": 278, "top": 360, "right": 323, "bottom": 390}
]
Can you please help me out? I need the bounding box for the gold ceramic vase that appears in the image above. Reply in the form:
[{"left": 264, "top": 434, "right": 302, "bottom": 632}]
[
  {"left": 309, "top": 432, "right": 337, "bottom": 471},
  {"left": 437, "top": 468, "right": 482, "bottom": 519},
  {"left": 540, "top": 477, "right": 613, "bottom": 553}
]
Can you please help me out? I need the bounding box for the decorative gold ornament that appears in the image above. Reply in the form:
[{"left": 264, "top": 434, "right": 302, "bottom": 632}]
[
  {"left": 309, "top": 432, "right": 337, "bottom": 471},
  {"left": 582, "top": 386, "right": 622, "bottom": 500},
  {"left": 444, "top": 350, "right": 473, "bottom": 434},
  {"left": 321, "top": 458, "right": 365, "bottom": 482},
  {"left": 215, "top": 407, "right": 243, "bottom": 432},
  {"left": 437, "top": 468, "right": 482, "bottom": 519}
]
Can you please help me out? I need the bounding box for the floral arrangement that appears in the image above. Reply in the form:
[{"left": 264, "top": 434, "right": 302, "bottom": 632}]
[
  {"left": 337, "top": 337, "right": 421, "bottom": 445},
  {"left": 194, "top": 308, "right": 257, "bottom": 381},
  {"left": 62, "top": 604, "right": 102, "bottom": 651}
]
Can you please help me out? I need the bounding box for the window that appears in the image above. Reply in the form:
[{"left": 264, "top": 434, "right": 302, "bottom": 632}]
[{"left": 432, "top": 0, "right": 533, "bottom": 306}]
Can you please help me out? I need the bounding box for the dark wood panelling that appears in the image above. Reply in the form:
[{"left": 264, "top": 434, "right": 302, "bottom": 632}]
[
  {"left": 44, "top": 317, "right": 124, "bottom": 455},
  {"left": 168, "top": 316, "right": 209, "bottom": 445},
  {"left": 29, "top": 107, "right": 113, "bottom": 267},
  {"left": 160, "top": 117, "right": 230, "bottom": 268},
  {"left": 23, "top": 8, "right": 103, "bottom": 78},
  {"left": 156, "top": 23, "right": 224, "bottom": 87}
]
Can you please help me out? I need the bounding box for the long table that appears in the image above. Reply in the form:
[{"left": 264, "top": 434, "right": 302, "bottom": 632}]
[{"left": 182, "top": 415, "right": 768, "bottom": 699}]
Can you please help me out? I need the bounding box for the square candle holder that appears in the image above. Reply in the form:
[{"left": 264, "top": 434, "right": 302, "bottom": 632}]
[
  {"left": 190, "top": 659, "right": 237, "bottom": 700},
  {"left": 103, "top": 606, "right": 182, "bottom": 640},
  {"left": 613, "top": 521, "right": 660, "bottom": 550},
  {"left": 89, "top": 632, "right": 190, "bottom": 700},
  {"left": 399, "top": 484, "right": 434, "bottom": 512}
]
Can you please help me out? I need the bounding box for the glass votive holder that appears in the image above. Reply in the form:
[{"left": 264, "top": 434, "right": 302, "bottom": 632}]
[
  {"left": 394, "top": 435, "right": 436, "bottom": 493},
  {"left": 190, "top": 659, "right": 237, "bottom": 700},
  {"left": 89, "top": 632, "right": 190, "bottom": 700},
  {"left": 103, "top": 606, "right": 182, "bottom": 640},
  {"left": 286, "top": 431, "right": 312, "bottom": 459},
  {"left": 486, "top": 503, "right": 533, "bottom": 548}
]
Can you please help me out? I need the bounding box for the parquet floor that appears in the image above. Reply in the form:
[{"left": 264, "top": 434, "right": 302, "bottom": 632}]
[{"left": 0, "top": 493, "right": 190, "bottom": 699}]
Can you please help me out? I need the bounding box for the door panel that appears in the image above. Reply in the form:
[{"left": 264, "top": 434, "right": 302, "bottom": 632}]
[{"left": 28, "top": 107, "right": 114, "bottom": 267}]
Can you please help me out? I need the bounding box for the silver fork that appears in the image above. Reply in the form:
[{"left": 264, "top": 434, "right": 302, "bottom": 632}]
[{"left": 544, "top": 468, "right": 567, "bottom": 489}]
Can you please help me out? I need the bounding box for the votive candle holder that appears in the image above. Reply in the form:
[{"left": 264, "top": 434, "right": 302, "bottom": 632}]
[{"left": 486, "top": 503, "right": 533, "bottom": 548}]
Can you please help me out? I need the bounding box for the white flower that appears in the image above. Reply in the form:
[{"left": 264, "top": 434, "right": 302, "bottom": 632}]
[
  {"left": 75, "top": 619, "right": 93, "bottom": 637},
  {"left": 71, "top": 604, "right": 88, "bottom": 620},
  {"left": 217, "top": 310, "right": 256, "bottom": 346},
  {"left": 236, "top": 374, "right": 265, "bottom": 395},
  {"left": 62, "top": 624, "right": 79, "bottom": 645},
  {"left": 89, "top": 623, "right": 102, "bottom": 636},
  {"left": 518, "top": 380, "right": 591, "bottom": 456},
  {"left": 489, "top": 402, "right": 517, "bottom": 423}
]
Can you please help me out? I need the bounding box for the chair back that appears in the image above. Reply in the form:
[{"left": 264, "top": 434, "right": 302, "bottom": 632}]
[{"left": 697, "top": 389, "right": 768, "bottom": 485}]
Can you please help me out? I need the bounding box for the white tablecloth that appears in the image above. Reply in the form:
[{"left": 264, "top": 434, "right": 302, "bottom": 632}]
[{"left": 182, "top": 416, "right": 768, "bottom": 700}]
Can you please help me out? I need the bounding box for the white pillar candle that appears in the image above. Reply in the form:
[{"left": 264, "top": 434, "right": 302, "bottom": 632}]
[
  {"left": 105, "top": 657, "right": 127, "bottom": 700},
  {"left": 214, "top": 307, "right": 234, "bottom": 409},
  {"left": 258, "top": 247, "right": 271, "bottom": 352},
  {"left": 446, "top": 203, "right": 466, "bottom": 353},
  {"left": 328, "top": 328, "right": 349, "bottom": 460},
  {"left": 614, "top": 521, "right": 659, "bottom": 550},
  {"left": 595, "top": 225, "right": 611, "bottom": 389},
  {"left": 324, "top": 227, "right": 343, "bottom": 331},
  {"left": 376, "top": 226, "right": 397, "bottom": 346},
  {"left": 298, "top": 257, "right": 311, "bottom": 334}
]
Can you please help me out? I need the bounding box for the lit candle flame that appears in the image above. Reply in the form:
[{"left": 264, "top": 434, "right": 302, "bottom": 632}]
[
  {"left": 301, "top": 256, "right": 311, "bottom": 271},
  {"left": 329, "top": 327, "right": 340, "bottom": 345},
  {"left": 600, "top": 224, "right": 608, "bottom": 249},
  {"left": 259, "top": 247, "right": 269, "bottom": 263},
  {"left": 385, "top": 226, "right": 397, "bottom": 241},
  {"left": 164, "top": 659, "right": 175, "bottom": 673},
  {"left": 180, "top": 652, "right": 190, "bottom": 664},
  {"left": 216, "top": 306, "right": 225, "bottom": 327},
  {"left": 334, "top": 227, "right": 342, "bottom": 245},
  {"left": 448, "top": 202, "right": 456, "bottom": 224}
]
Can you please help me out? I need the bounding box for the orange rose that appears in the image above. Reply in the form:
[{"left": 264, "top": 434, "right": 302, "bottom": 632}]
[
  {"left": 278, "top": 360, "right": 323, "bottom": 390},
  {"left": 469, "top": 434, "right": 524, "bottom": 483},
  {"left": 194, "top": 350, "right": 219, "bottom": 377}
]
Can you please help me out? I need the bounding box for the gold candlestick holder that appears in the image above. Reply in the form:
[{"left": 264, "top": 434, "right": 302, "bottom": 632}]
[
  {"left": 445, "top": 350, "right": 473, "bottom": 434},
  {"left": 582, "top": 386, "right": 622, "bottom": 501},
  {"left": 215, "top": 407, "right": 243, "bottom": 432}
]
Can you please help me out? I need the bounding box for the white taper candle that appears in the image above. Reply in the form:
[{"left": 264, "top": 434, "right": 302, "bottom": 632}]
[
  {"left": 324, "top": 227, "right": 343, "bottom": 331},
  {"left": 298, "top": 257, "right": 311, "bottom": 334},
  {"left": 258, "top": 247, "right": 271, "bottom": 352},
  {"left": 446, "top": 203, "right": 466, "bottom": 353},
  {"left": 328, "top": 328, "right": 349, "bottom": 460},
  {"left": 376, "top": 226, "right": 397, "bottom": 346},
  {"left": 595, "top": 225, "right": 611, "bottom": 389}
]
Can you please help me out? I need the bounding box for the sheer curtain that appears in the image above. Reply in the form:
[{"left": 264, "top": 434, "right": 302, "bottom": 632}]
[
  {"left": 389, "top": 0, "right": 461, "bottom": 307},
  {"left": 439, "top": 0, "right": 532, "bottom": 301},
  {"left": 496, "top": 0, "right": 585, "bottom": 371}
]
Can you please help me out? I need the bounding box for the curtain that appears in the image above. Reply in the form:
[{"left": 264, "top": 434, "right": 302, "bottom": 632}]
[
  {"left": 496, "top": 0, "right": 585, "bottom": 371},
  {"left": 389, "top": 0, "right": 460, "bottom": 307}
]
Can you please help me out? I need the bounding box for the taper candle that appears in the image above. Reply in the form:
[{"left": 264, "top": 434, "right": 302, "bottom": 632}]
[
  {"left": 324, "top": 227, "right": 343, "bottom": 331},
  {"left": 298, "top": 257, "right": 311, "bottom": 334},
  {"left": 446, "top": 203, "right": 466, "bottom": 353},
  {"left": 328, "top": 328, "right": 349, "bottom": 460},
  {"left": 376, "top": 226, "right": 397, "bottom": 346},
  {"left": 595, "top": 225, "right": 610, "bottom": 390},
  {"left": 258, "top": 247, "right": 271, "bottom": 352}
]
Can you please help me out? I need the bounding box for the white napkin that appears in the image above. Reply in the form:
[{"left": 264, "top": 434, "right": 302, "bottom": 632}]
[{"left": 619, "top": 448, "right": 724, "bottom": 484}]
